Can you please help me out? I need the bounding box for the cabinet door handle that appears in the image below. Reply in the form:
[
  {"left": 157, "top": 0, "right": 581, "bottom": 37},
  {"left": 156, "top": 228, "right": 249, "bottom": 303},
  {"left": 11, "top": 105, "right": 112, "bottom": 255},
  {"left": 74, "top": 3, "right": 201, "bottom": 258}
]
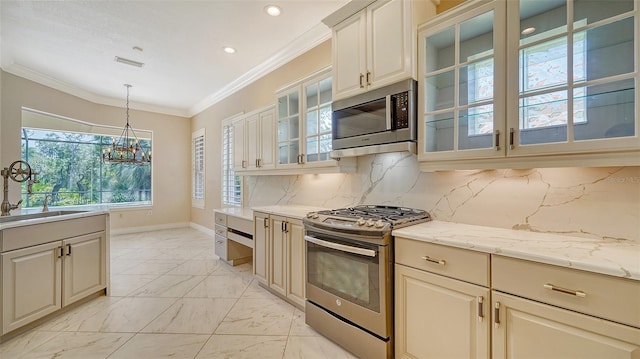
[
  {"left": 66, "top": 244, "right": 71, "bottom": 256},
  {"left": 216, "top": 240, "right": 223, "bottom": 244},
  {"left": 57, "top": 246, "right": 64, "bottom": 258},
  {"left": 544, "top": 283, "right": 586, "bottom": 298},
  {"left": 263, "top": 217, "right": 269, "bottom": 228},
  {"left": 366, "top": 71, "right": 371, "bottom": 86},
  {"left": 494, "top": 302, "right": 500, "bottom": 328},
  {"left": 421, "top": 255, "right": 446, "bottom": 266},
  {"left": 477, "top": 296, "right": 484, "bottom": 322},
  {"left": 509, "top": 128, "right": 515, "bottom": 150},
  {"left": 299, "top": 154, "right": 305, "bottom": 164},
  {"left": 359, "top": 73, "right": 365, "bottom": 88},
  {"left": 242, "top": 160, "right": 247, "bottom": 168},
  {"left": 495, "top": 130, "right": 501, "bottom": 151}
]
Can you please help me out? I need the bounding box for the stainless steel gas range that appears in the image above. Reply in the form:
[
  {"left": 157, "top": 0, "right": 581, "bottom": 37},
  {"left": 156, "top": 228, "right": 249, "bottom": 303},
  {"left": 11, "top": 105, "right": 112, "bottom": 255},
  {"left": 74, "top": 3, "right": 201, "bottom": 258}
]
[{"left": 303, "top": 205, "right": 431, "bottom": 359}]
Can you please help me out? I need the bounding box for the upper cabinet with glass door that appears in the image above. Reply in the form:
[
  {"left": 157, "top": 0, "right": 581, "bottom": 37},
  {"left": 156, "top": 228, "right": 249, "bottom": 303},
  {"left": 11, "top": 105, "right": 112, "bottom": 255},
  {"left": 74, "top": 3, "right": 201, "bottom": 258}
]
[
  {"left": 508, "top": 0, "right": 639, "bottom": 157},
  {"left": 418, "top": 0, "right": 640, "bottom": 170},
  {"left": 276, "top": 68, "right": 356, "bottom": 172},
  {"left": 418, "top": 0, "right": 506, "bottom": 161}
]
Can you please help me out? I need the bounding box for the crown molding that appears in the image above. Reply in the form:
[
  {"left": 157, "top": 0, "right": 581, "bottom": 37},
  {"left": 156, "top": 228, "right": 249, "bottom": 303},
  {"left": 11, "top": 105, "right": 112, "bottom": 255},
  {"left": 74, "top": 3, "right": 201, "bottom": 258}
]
[
  {"left": 2, "top": 62, "right": 191, "bottom": 118},
  {"left": 2, "top": 22, "right": 331, "bottom": 119},
  {"left": 188, "top": 22, "right": 332, "bottom": 117}
]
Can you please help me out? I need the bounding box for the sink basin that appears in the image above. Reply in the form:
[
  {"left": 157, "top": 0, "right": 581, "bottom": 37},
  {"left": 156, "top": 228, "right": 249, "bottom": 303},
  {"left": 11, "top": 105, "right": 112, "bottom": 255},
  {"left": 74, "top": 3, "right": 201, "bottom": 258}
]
[{"left": 0, "top": 210, "right": 86, "bottom": 224}]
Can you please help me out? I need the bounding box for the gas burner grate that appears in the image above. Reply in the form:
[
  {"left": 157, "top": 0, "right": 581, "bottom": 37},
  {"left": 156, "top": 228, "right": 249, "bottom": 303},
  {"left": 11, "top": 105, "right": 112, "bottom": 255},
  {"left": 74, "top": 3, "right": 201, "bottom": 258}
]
[{"left": 316, "top": 205, "right": 430, "bottom": 229}]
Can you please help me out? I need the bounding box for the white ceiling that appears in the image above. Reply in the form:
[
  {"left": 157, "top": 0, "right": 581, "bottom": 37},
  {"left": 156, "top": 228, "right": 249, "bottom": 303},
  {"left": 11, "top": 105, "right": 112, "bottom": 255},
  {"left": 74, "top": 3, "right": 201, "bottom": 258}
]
[{"left": 0, "top": 0, "right": 349, "bottom": 117}]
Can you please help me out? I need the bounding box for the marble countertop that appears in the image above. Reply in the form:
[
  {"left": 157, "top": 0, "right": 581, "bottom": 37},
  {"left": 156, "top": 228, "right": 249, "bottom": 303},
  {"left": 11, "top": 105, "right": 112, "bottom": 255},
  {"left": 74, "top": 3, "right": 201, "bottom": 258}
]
[
  {"left": 251, "top": 205, "right": 329, "bottom": 220},
  {"left": 0, "top": 206, "right": 109, "bottom": 230},
  {"left": 214, "top": 207, "right": 254, "bottom": 221},
  {"left": 392, "top": 220, "right": 640, "bottom": 281}
]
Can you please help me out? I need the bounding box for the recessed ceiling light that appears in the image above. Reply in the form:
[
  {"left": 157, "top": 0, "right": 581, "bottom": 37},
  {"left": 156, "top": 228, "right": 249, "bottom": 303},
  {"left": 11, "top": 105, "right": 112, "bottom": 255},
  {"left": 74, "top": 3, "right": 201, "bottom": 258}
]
[
  {"left": 223, "top": 47, "right": 236, "bottom": 54},
  {"left": 521, "top": 27, "right": 536, "bottom": 35},
  {"left": 265, "top": 5, "right": 281, "bottom": 16}
]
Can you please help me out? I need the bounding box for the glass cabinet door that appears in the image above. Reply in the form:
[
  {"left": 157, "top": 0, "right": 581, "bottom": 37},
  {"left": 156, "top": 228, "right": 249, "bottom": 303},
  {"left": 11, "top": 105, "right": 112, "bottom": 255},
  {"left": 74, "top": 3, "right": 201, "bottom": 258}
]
[
  {"left": 419, "top": 1, "right": 506, "bottom": 160},
  {"left": 508, "top": 0, "right": 638, "bottom": 154},
  {"left": 277, "top": 90, "right": 300, "bottom": 166},
  {"left": 303, "top": 76, "right": 333, "bottom": 164}
]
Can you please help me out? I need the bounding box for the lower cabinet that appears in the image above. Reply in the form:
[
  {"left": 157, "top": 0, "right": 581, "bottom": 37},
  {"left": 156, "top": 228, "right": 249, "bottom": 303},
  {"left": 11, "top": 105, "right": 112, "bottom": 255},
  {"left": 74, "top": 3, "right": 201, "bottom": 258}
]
[
  {"left": 2, "top": 231, "right": 106, "bottom": 335},
  {"left": 395, "top": 263, "right": 490, "bottom": 359},
  {"left": 253, "top": 212, "right": 269, "bottom": 284},
  {"left": 395, "top": 238, "right": 640, "bottom": 358},
  {"left": 492, "top": 291, "right": 640, "bottom": 358},
  {"left": 253, "top": 212, "right": 306, "bottom": 308}
]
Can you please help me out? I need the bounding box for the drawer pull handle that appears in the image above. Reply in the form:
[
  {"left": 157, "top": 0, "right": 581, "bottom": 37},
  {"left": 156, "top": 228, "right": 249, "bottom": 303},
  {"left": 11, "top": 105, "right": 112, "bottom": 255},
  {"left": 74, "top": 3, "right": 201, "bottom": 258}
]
[
  {"left": 216, "top": 240, "right": 224, "bottom": 244},
  {"left": 421, "top": 256, "right": 446, "bottom": 266},
  {"left": 544, "top": 283, "right": 586, "bottom": 298}
]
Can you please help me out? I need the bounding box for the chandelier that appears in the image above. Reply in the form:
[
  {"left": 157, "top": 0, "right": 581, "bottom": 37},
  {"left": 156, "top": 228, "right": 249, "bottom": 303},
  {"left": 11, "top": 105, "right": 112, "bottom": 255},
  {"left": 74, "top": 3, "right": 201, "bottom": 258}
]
[{"left": 102, "top": 84, "right": 151, "bottom": 164}]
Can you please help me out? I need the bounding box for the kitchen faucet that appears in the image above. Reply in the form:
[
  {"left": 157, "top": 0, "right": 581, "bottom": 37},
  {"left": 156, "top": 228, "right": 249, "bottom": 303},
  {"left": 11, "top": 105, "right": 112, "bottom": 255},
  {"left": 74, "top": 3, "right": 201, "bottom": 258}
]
[{"left": 1, "top": 160, "right": 38, "bottom": 216}]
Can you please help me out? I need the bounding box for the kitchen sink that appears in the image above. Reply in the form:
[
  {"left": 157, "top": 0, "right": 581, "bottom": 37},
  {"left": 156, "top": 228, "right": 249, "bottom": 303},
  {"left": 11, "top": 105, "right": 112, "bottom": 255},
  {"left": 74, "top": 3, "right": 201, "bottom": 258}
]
[{"left": 0, "top": 210, "right": 86, "bottom": 223}]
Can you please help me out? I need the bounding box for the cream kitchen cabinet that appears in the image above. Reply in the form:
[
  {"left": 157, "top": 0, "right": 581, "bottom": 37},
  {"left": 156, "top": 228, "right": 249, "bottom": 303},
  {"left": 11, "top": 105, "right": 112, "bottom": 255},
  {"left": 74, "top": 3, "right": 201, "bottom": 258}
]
[
  {"left": 492, "top": 256, "right": 640, "bottom": 358},
  {"left": 252, "top": 211, "right": 306, "bottom": 308},
  {"left": 233, "top": 105, "right": 275, "bottom": 172},
  {"left": 214, "top": 211, "right": 253, "bottom": 266},
  {"left": 1, "top": 215, "right": 107, "bottom": 336},
  {"left": 395, "top": 238, "right": 490, "bottom": 359},
  {"left": 327, "top": 0, "right": 434, "bottom": 101},
  {"left": 418, "top": 0, "right": 640, "bottom": 171},
  {"left": 253, "top": 211, "right": 269, "bottom": 284}
]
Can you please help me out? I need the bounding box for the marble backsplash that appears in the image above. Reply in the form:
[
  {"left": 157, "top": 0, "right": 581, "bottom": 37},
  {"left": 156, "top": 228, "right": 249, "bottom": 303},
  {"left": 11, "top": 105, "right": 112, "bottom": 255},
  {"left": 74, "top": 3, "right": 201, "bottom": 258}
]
[{"left": 245, "top": 153, "right": 640, "bottom": 242}]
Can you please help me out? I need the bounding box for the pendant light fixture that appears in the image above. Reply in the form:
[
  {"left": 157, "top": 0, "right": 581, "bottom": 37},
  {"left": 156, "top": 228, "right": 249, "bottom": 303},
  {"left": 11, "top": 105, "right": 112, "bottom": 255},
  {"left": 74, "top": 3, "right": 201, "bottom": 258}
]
[{"left": 102, "top": 84, "right": 151, "bottom": 164}]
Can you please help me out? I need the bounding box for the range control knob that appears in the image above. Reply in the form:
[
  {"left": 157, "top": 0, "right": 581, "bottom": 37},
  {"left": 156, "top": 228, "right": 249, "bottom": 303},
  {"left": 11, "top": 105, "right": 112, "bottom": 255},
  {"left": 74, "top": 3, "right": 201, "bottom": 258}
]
[
  {"left": 366, "top": 219, "right": 375, "bottom": 227},
  {"left": 356, "top": 217, "right": 366, "bottom": 226},
  {"left": 306, "top": 212, "right": 315, "bottom": 219},
  {"left": 312, "top": 213, "right": 319, "bottom": 219},
  {"left": 374, "top": 219, "right": 385, "bottom": 228}
]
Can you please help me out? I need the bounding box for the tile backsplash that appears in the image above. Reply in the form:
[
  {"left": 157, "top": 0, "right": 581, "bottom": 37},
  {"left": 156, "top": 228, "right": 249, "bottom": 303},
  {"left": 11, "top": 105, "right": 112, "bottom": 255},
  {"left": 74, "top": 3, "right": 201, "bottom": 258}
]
[{"left": 245, "top": 153, "right": 640, "bottom": 242}]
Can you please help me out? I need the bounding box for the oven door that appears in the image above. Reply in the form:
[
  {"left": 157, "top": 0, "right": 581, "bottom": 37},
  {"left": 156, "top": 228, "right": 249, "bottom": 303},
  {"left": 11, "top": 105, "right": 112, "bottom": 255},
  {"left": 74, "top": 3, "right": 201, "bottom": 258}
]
[{"left": 305, "top": 234, "right": 391, "bottom": 339}]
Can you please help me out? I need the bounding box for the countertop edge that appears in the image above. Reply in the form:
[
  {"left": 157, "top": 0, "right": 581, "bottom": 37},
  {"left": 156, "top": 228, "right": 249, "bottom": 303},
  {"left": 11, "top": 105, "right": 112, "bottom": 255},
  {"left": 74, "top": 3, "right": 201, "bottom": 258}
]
[{"left": 392, "top": 221, "right": 640, "bottom": 281}]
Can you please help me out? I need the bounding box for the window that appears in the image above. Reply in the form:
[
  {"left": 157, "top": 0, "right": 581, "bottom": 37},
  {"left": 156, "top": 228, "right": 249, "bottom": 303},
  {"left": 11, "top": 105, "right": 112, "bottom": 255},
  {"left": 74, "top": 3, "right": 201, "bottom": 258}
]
[
  {"left": 192, "top": 128, "right": 205, "bottom": 208},
  {"left": 20, "top": 109, "right": 152, "bottom": 208},
  {"left": 222, "top": 121, "right": 241, "bottom": 206}
]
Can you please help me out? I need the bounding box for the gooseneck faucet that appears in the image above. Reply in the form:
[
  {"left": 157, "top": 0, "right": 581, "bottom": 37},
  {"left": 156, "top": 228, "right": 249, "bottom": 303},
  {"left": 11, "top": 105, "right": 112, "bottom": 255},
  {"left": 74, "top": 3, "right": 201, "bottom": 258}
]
[{"left": 1, "top": 160, "right": 38, "bottom": 216}]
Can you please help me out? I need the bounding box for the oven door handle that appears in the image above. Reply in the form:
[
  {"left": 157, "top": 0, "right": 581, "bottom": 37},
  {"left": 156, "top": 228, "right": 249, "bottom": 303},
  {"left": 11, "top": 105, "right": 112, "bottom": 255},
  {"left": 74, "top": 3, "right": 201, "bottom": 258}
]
[{"left": 304, "top": 235, "right": 376, "bottom": 257}]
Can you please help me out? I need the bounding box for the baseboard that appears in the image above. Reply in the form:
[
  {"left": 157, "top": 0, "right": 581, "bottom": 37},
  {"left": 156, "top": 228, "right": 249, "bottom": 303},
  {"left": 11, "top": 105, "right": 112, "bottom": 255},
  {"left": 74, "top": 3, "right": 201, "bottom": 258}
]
[
  {"left": 110, "top": 222, "right": 190, "bottom": 235},
  {"left": 189, "top": 222, "right": 216, "bottom": 237}
]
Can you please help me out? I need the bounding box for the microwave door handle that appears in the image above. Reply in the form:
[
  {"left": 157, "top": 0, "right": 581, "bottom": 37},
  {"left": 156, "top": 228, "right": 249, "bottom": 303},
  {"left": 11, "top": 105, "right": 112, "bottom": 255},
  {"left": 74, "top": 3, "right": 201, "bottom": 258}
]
[
  {"left": 385, "top": 95, "right": 392, "bottom": 130},
  {"left": 304, "top": 235, "right": 376, "bottom": 257}
]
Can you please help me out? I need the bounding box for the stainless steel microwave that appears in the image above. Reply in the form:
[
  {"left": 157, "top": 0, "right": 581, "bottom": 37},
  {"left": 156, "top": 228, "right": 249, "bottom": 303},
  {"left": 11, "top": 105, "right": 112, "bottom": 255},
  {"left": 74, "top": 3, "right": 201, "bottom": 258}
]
[{"left": 330, "top": 79, "right": 417, "bottom": 158}]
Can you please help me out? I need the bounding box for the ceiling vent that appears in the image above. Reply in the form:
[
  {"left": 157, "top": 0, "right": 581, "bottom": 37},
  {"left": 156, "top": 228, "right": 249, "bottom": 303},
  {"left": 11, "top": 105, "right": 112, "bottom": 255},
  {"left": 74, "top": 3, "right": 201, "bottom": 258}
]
[{"left": 114, "top": 56, "right": 145, "bottom": 68}]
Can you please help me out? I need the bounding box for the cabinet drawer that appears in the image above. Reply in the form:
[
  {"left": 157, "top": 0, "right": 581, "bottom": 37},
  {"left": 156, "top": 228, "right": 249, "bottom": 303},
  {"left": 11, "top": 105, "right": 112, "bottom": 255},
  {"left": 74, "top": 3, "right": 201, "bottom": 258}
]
[
  {"left": 395, "top": 237, "right": 490, "bottom": 287},
  {"left": 2, "top": 215, "right": 107, "bottom": 252},
  {"left": 214, "top": 225, "right": 227, "bottom": 237},
  {"left": 227, "top": 216, "right": 253, "bottom": 235},
  {"left": 214, "top": 212, "right": 227, "bottom": 226},
  {"left": 214, "top": 235, "right": 227, "bottom": 261},
  {"left": 492, "top": 255, "right": 640, "bottom": 328}
]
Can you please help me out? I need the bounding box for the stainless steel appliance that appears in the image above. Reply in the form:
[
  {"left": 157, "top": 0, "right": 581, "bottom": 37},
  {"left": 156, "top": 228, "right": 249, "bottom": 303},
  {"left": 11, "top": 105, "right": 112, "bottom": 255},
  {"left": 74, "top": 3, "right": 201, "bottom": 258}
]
[
  {"left": 330, "top": 79, "right": 417, "bottom": 158},
  {"left": 303, "top": 205, "right": 431, "bottom": 359}
]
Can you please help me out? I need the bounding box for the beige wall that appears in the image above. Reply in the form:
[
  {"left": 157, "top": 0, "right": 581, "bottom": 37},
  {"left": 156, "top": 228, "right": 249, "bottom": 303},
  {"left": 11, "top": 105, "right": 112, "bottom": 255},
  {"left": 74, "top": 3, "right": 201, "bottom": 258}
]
[
  {"left": 0, "top": 71, "right": 191, "bottom": 230},
  {"left": 190, "top": 40, "right": 332, "bottom": 230}
]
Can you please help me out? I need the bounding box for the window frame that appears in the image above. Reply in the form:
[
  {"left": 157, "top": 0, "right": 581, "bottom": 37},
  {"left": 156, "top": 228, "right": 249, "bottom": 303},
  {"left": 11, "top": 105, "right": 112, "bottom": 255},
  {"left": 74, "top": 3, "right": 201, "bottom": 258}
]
[
  {"left": 20, "top": 108, "right": 153, "bottom": 209},
  {"left": 191, "top": 128, "right": 205, "bottom": 209},
  {"left": 221, "top": 117, "right": 242, "bottom": 207}
]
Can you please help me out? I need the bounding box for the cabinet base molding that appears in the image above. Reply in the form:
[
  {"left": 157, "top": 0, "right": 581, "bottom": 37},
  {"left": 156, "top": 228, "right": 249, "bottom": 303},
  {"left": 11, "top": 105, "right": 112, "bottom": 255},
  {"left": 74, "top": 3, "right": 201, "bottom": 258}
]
[{"left": 0, "top": 290, "right": 105, "bottom": 344}]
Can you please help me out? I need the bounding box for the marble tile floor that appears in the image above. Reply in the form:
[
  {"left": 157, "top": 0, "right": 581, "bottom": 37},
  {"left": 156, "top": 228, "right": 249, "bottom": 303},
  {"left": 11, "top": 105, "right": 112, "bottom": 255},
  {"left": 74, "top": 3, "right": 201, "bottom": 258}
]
[{"left": 0, "top": 227, "right": 357, "bottom": 359}]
